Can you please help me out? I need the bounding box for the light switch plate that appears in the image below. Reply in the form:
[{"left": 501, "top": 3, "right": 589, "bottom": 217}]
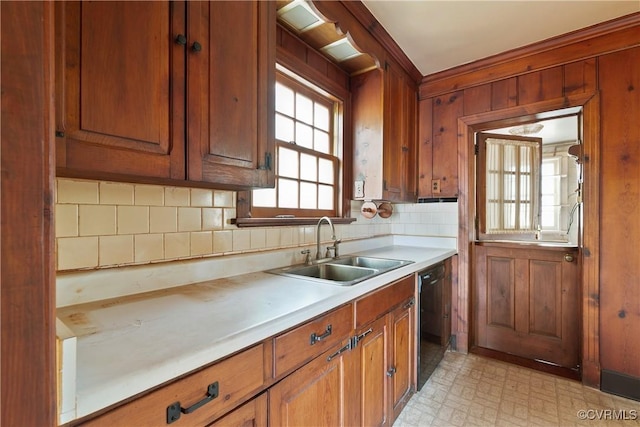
[{"left": 354, "top": 180, "right": 365, "bottom": 198}]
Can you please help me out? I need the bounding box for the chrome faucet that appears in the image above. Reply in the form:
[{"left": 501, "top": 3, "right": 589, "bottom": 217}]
[{"left": 316, "top": 216, "right": 340, "bottom": 260}]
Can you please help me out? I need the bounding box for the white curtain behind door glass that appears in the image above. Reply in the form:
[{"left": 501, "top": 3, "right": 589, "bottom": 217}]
[{"left": 486, "top": 137, "right": 540, "bottom": 234}]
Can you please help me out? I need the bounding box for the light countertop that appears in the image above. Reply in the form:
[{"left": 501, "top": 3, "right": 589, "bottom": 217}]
[{"left": 57, "top": 239, "right": 456, "bottom": 421}]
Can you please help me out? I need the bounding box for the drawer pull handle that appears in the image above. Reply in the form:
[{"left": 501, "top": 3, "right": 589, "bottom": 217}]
[
  {"left": 166, "top": 381, "right": 219, "bottom": 424},
  {"left": 310, "top": 324, "right": 332, "bottom": 345}
]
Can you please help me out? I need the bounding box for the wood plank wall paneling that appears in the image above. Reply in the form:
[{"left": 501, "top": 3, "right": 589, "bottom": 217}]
[
  {"left": 420, "top": 13, "right": 640, "bottom": 98},
  {"left": 598, "top": 46, "right": 640, "bottom": 379},
  {"left": 517, "top": 67, "right": 564, "bottom": 105},
  {"left": 1, "top": 1, "right": 57, "bottom": 426}
]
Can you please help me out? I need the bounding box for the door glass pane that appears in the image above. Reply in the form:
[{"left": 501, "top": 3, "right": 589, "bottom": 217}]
[
  {"left": 278, "top": 147, "right": 298, "bottom": 179},
  {"left": 300, "top": 182, "right": 317, "bottom": 209},
  {"left": 278, "top": 178, "right": 298, "bottom": 208},
  {"left": 300, "top": 153, "right": 317, "bottom": 182}
]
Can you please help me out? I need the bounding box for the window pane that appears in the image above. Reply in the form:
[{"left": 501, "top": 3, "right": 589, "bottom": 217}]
[
  {"left": 276, "top": 114, "right": 294, "bottom": 143},
  {"left": 318, "top": 185, "right": 333, "bottom": 210},
  {"left": 503, "top": 203, "right": 515, "bottom": 229},
  {"left": 296, "top": 93, "right": 313, "bottom": 124},
  {"left": 252, "top": 187, "right": 276, "bottom": 207},
  {"left": 314, "top": 129, "right": 329, "bottom": 154},
  {"left": 278, "top": 147, "right": 298, "bottom": 179},
  {"left": 278, "top": 178, "right": 298, "bottom": 208},
  {"left": 314, "top": 103, "right": 330, "bottom": 131},
  {"left": 300, "top": 182, "right": 317, "bottom": 209},
  {"left": 295, "top": 122, "right": 313, "bottom": 149},
  {"left": 276, "top": 82, "right": 294, "bottom": 116},
  {"left": 318, "top": 158, "right": 334, "bottom": 184},
  {"left": 300, "top": 153, "right": 317, "bottom": 182}
]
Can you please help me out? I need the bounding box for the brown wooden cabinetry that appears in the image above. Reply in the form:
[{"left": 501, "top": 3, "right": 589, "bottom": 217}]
[
  {"left": 208, "top": 392, "right": 267, "bottom": 427},
  {"left": 352, "top": 62, "right": 417, "bottom": 202},
  {"left": 55, "top": 1, "right": 274, "bottom": 190},
  {"left": 354, "top": 275, "right": 416, "bottom": 426},
  {"left": 269, "top": 338, "right": 359, "bottom": 427},
  {"left": 80, "top": 343, "right": 270, "bottom": 427},
  {"left": 418, "top": 92, "right": 462, "bottom": 198}
]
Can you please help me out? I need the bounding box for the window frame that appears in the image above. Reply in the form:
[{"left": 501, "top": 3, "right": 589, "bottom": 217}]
[
  {"left": 251, "top": 72, "right": 340, "bottom": 218},
  {"left": 476, "top": 132, "right": 542, "bottom": 241}
]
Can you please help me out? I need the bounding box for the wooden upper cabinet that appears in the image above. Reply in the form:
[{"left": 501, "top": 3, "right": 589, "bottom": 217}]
[
  {"left": 55, "top": 1, "right": 275, "bottom": 190},
  {"left": 187, "top": 1, "right": 275, "bottom": 189},
  {"left": 55, "top": 1, "right": 185, "bottom": 180},
  {"left": 352, "top": 62, "right": 417, "bottom": 203}
]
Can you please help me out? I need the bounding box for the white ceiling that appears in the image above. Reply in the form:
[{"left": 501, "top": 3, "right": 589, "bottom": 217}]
[{"left": 361, "top": 1, "right": 640, "bottom": 76}]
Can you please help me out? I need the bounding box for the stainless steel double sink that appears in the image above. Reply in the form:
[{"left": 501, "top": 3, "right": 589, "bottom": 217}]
[{"left": 268, "top": 255, "right": 413, "bottom": 286}]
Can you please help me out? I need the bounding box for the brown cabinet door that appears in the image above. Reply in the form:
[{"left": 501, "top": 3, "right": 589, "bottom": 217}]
[
  {"left": 187, "top": 1, "right": 275, "bottom": 189},
  {"left": 383, "top": 63, "right": 417, "bottom": 202},
  {"left": 357, "top": 316, "right": 390, "bottom": 427},
  {"left": 56, "top": 1, "right": 185, "bottom": 180},
  {"left": 208, "top": 392, "right": 267, "bottom": 427},
  {"left": 389, "top": 299, "right": 415, "bottom": 422},
  {"left": 474, "top": 243, "right": 580, "bottom": 368},
  {"left": 269, "top": 339, "right": 358, "bottom": 427}
]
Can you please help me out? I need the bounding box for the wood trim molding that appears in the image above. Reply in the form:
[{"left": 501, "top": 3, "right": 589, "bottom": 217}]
[
  {"left": 339, "top": 1, "right": 422, "bottom": 83},
  {"left": 421, "top": 12, "right": 640, "bottom": 97},
  {"left": 1, "top": 2, "right": 57, "bottom": 425}
]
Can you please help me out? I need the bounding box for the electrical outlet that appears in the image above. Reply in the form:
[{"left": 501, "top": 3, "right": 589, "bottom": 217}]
[
  {"left": 432, "top": 179, "right": 441, "bottom": 194},
  {"left": 354, "top": 180, "right": 365, "bottom": 198}
]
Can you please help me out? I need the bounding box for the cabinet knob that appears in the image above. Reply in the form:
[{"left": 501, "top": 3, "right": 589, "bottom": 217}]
[
  {"left": 174, "top": 34, "right": 187, "bottom": 46},
  {"left": 386, "top": 366, "right": 396, "bottom": 377},
  {"left": 564, "top": 254, "right": 574, "bottom": 263},
  {"left": 191, "top": 41, "right": 202, "bottom": 52}
]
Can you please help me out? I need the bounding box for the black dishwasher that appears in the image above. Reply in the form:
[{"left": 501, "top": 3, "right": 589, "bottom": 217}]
[{"left": 417, "top": 261, "right": 450, "bottom": 390}]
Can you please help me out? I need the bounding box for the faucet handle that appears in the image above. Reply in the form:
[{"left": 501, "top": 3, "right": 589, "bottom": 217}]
[{"left": 301, "top": 249, "right": 312, "bottom": 265}]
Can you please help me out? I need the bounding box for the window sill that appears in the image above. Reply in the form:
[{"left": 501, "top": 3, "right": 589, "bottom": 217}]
[{"left": 233, "top": 217, "right": 356, "bottom": 228}]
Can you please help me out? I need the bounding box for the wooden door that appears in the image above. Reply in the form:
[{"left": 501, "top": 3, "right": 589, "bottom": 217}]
[
  {"left": 187, "top": 1, "right": 275, "bottom": 189},
  {"left": 474, "top": 243, "right": 580, "bottom": 368},
  {"left": 55, "top": 1, "right": 185, "bottom": 180},
  {"left": 269, "top": 339, "right": 358, "bottom": 427},
  {"left": 389, "top": 299, "right": 415, "bottom": 422},
  {"left": 357, "top": 316, "right": 390, "bottom": 427}
]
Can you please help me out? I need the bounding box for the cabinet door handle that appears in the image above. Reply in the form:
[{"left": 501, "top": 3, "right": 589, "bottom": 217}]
[
  {"left": 310, "top": 324, "right": 332, "bottom": 345},
  {"left": 564, "top": 253, "right": 574, "bottom": 262},
  {"left": 326, "top": 340, "right": 352, "bottom": 362},
  {"left": 386, "top": 366, "right": 397, "bottom": 377},
  {"left": 174, "top": 34, "right": 187, "bottom": 46},
  {"left": 191, "top": 41, "right": 202, "bottom": 52},
  {"left": 403, "top": 298, "right": 415, "bottom": 309},
  {"left": 166, "top": 381, "right": 219, "bottom": 424}
]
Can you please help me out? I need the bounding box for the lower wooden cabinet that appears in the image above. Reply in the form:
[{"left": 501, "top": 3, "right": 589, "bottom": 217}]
[
  {"left": 208, "top": 392, "right": 267, "bottom": 427},
  {"left": 269, "top": 338, "right": 359, "bottom": 427},
  {"left": 75, "top": 276, "right": 417, "bottom": 427}
]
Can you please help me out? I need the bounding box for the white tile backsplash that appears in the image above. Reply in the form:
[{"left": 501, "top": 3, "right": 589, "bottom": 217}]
[{"left": 54, "top": 178, "right": 458, "bottom": 275}]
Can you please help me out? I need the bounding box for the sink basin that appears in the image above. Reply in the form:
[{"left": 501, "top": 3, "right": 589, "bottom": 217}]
[
  {"left": 268, "top": 255, "right": 413, "bottom": 286},
  {"left": 330, "top": 256, "right": 411, "bottom": 270}
]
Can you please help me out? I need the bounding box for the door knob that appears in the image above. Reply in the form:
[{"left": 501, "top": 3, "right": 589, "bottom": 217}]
[{"left": 564, "top": 254, "right": 574, "bottom": 262}]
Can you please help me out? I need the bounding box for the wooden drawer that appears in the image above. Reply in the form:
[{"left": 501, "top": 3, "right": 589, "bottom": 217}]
[
  {"left": 355, "top": 275, "right": 415, "bottom": 328},
  {"left": 82, "top": 343, "right": 268, "bottom": 427},
  {"left": 274, "top": 304, "right": 353, "bottom": 378}
]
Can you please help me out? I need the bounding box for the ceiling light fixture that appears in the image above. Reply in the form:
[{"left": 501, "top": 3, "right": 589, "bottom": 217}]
[{"left": 508, "top": 123, "right": 544, "bottom": 136}]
